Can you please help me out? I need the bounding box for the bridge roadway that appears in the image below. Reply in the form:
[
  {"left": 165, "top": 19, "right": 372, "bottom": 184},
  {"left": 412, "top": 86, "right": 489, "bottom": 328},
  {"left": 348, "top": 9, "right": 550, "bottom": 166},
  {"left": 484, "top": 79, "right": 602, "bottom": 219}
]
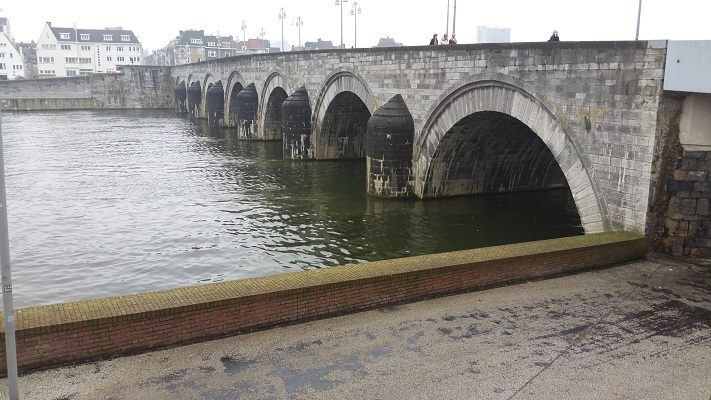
[
  {"left": 172, "top": 41, "right": 669, "bottom": 236},
  {"left": 5, "top": 255, "right": 709, "bottom": 399}
]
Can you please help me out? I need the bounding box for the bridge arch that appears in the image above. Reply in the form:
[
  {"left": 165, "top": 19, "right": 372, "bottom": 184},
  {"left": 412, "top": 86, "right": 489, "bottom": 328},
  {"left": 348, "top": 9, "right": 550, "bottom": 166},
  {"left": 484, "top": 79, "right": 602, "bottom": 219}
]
[
  {"left": 414, "top": 73, "right": 611, "bottom": 234},
  {"left": 200, "top": 74, "right": 217, "bottom": 119},
  {"left": 259, "top": 72, "right": 291, "bottom": 141},
  {"left": 312, "top": 68, "right": 379, "bottom": 159},
  {"left": 225, "top": 71, "right": 246, "bottom": 128}
]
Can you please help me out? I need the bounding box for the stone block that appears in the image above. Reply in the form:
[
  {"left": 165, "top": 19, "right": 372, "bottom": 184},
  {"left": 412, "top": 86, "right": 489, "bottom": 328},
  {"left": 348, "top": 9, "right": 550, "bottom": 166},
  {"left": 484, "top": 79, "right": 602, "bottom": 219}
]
[
  {"left": 680, "top": 158, "right": 699, "bottom": 171},
  {"left": 667, "top": 197, "right": 698, "bottom": 219},
  {"left": 697, "top": 198, "right": 710, "bottom": 216}
]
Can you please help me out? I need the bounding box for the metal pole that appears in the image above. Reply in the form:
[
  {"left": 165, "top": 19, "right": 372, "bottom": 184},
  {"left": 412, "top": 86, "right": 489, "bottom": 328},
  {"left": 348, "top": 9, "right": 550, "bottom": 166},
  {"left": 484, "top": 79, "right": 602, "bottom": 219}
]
[
  {"left": 354, "top": 9, "right": 357, "bottom": 48},
  {"left": 452, "top": 0, "right": 457, "bottom": 36},
  {"left": 446, "top": 0, "right": 450, "bottom": 35},
  {"left": 635, "top": 0, "right": 643, "bottom": 41},
  {"left": 0, "top": 102, "right": 20, "bottom": 399},
  {"left": 340, "top": 1, "right": 344, "bottom": 48}
]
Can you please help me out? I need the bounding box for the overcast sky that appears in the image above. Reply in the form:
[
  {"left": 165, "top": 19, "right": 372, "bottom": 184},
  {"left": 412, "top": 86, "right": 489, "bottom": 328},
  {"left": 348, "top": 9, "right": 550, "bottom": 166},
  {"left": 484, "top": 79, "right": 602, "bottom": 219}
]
[{"left": 2, "top": 0, "right": 710, "bottom": 51}]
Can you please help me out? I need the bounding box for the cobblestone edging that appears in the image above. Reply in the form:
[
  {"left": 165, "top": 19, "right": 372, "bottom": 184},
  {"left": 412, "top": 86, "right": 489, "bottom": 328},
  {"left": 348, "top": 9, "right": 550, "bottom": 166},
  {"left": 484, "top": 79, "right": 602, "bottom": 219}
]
[{"left": 0, "top": 232, "right": 647, "bottom": 374}]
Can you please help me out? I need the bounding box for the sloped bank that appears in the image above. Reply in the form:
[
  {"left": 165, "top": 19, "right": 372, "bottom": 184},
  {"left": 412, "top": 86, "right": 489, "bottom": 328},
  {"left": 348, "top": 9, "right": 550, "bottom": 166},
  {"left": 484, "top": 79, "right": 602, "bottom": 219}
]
[{"left": 0, "top": 231, "right": 647, "bottom": 374}]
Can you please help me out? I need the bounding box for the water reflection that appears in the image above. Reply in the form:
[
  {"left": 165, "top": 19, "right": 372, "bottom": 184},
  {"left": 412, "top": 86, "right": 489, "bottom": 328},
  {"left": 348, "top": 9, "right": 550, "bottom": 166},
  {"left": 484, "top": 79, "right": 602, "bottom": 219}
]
[{"left": 1, "top": 110, "right": 582, "bottom": 308}]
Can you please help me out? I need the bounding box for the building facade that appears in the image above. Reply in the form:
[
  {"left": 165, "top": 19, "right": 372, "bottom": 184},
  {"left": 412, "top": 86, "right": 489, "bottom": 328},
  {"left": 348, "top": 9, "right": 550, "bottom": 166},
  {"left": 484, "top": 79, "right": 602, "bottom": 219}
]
[
  {"left": 0, "top": 17, "right": 25, "bottom": 80},
  {"left": 476, "top": 26, "right": 511, "bottom": 43},
  {"left": 35, "top": 22, "right": 142, "bottom": 77}
]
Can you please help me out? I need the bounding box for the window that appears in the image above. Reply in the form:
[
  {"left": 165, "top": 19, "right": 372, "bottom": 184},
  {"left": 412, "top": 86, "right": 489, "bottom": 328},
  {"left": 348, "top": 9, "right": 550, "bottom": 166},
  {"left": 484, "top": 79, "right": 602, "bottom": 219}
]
[
  {"left": 116, "top": 46, "right": 124, "bottom": 52},
  {"left": 39, "top": 57, "right": 55, "bottom": 63},
  {"left": 61, "top": 44, "right": 71, "bottom": 50},
  {"left": 66, "top": 70, "right": 77, "bottom": 76},
  {"left": 121, "top": 35, "right": 130, "bottom": 41},
  {"left": 80, "top": 34, "right": 90, "bottom": 41},
  {"left": 60, "top": 33, "right": 70, "bottom": 39},
  {"left": 13, "top": 65, "right": 22, "bottom": 70},
  {"left": 103, "top": 35, "right": 113, "bottom": 41},
  {"left": 65, "top": 57, "right": 78, "bottom": 64},
  {"left": 79, "top": 58, "right": 92, "bottom": 64},
  {"left": 106, "top": 56, "right": 112, "bottom": 61},
  {"left": 79, "top": 68, "right": 93, "bottom": 75},
  {"left": 39, "top": 69, "right": 56, "bottom": 75},
  {"left": 81, "top": 45, "right": 91, "bottom": 51},
  {"left": 106, "top": 46, "right": 111, "bottom": 51},
  {"left": 117, "top": 56, "right": 124, "bottom": 62},
  {"left": 208, "top": 50, "right": 216, "bottom": 57},
  {"left": 0, "top": 53, "right": 4, "bottom": 58},
  {"left": 190, "top": 38, "right": 202, "bottom": 44},
  {"left": 197, "top": 48, "right": 203, "bottom": 55},
  {"left": 222, "top": 42, "right": 230, "bottom": 47},
  {"left": 0, "top": 63, "right": 5, "bottom": 69},
  {"left": 41, "top": 44, "right": 57, "bottom": 50},
  {"left": 207, "top": 42, "right": 216, "bottom": 47}
]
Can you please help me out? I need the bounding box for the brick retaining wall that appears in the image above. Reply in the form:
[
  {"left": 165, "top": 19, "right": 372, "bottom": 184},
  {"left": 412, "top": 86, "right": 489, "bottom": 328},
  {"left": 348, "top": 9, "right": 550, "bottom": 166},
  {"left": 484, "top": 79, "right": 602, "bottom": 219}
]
[{"left": 0, "top": 231, "right": 647, "bottom": 374}]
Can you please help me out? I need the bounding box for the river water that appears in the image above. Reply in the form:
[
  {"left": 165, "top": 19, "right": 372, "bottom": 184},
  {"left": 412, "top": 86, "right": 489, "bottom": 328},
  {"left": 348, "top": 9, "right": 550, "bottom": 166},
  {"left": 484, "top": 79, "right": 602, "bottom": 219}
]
[{"left": 1, "top": 110, "right": 583, "bottom": 308}]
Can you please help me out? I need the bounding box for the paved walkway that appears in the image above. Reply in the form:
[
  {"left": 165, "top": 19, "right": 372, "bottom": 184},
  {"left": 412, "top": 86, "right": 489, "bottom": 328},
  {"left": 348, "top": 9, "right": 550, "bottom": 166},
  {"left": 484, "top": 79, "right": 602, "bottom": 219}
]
[{"left": 2, "top": 255, "right": 710, "bottom": 400}]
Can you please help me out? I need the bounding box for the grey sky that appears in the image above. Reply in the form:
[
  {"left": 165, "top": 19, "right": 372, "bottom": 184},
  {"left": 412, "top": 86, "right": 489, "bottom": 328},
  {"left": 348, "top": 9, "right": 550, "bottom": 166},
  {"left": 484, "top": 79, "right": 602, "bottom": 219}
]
[{"left": 2, "top": 0, "right": 710, "bottom": 51}]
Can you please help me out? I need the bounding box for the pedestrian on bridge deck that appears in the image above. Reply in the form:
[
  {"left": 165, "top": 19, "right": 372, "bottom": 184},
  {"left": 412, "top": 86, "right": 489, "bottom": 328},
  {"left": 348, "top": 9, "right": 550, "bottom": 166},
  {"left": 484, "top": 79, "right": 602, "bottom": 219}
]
[
  {"left": 548, "top": 30, "right": 560, "bottom": 41},
  {"left": 429, "top": 33, "right": 439, "bottom": 45}
]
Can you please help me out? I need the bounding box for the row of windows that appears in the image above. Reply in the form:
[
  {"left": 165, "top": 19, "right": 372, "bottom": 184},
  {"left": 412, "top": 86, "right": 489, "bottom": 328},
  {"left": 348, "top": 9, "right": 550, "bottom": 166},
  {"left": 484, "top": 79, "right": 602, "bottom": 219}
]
[
  {"left": 59, "top": 33, "right": 132, "bottom": 42},
  {"left": 41, "top": 44, "right": 141, "bottom": 52},
  {"left": 0, "top": 53, "right": 14, "bottom": 58},
  {"left": 39, "top": 69, "right": 56, "bottom": 75},
  {"left": 65, "top": 57, "right": 93, "bottom": 64},
  {"left": 38, "top": 56, "right": 141, "bottom": 64},
  {"left": 0, "top": 64, "right": 25, "bottom": 70}
]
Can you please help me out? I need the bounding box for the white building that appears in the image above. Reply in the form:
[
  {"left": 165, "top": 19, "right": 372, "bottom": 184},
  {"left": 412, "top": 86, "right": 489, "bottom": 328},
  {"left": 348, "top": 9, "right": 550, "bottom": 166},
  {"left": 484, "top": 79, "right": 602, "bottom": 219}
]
[
  {"left": 0, "top": 17, "right": 25, "bottom": 80},
  {"left": 476, "top": 26, "right": 511, "bottom": 44},
  {"left": 35, "top": 22, "right": 142, "bottom": 77}
]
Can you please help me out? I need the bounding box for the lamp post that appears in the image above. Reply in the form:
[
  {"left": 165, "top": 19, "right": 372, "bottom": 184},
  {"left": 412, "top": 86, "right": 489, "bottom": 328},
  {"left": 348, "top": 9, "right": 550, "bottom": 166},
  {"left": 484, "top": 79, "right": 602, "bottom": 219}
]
[
  {"left": 292, "top": 17, "right": 304, "bottom": 48},
  {"left": 278, "top": 8, "right": 287, "bottom": 52},
  {"left": 241, "top": 21, "right": 247, "bottom": 53},
  {"left": 349, "top": 2, "right": 362, "bottom": 48},
  {"left": 334, "top": 0, "right": 348, "bottom": 48},
  {"left": 260, "top": 28, "right": 266, "bottom": 48},
  {"left": 635, "top": 0, "right": 643, "bottom": 40}
]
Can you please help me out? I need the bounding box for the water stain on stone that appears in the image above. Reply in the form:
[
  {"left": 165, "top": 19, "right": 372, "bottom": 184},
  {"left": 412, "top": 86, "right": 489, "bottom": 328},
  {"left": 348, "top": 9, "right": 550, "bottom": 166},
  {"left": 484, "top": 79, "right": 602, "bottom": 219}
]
[
  {"left": 220, "top": 356, "right": 256, "bottom": 375},
  {"left": 150, "top": 368, "right": 188, "bottom": 384},
  {"left": 371, "top": 346, "right": 392, "bottom": 357},
  {"left": 407, "top": 331, "right": 425, "bottom": 344}
]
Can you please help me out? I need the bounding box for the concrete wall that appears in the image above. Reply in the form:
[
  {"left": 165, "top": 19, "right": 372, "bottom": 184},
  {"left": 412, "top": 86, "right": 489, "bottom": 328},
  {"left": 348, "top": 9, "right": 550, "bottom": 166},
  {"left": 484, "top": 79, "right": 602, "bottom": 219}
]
[
  {"left": 0, "top": 232, "right": 647, "bottom": 374},
  {"left": 0, "top": 67, "right": 174, "bottom": 111}
]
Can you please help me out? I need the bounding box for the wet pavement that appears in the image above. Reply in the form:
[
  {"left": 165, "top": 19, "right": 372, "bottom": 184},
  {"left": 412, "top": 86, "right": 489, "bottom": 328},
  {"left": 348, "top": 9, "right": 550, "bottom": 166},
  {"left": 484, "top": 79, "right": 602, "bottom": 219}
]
[{"left": 1, "top": 255, "right": 710, "bottom": 400}]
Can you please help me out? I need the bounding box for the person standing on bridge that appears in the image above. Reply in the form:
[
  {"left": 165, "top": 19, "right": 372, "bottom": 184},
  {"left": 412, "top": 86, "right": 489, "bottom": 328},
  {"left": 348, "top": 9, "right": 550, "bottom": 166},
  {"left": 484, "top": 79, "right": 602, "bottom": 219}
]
[
  {"left": 548, "top": 30, "right": 560, "bottom": 41},
  {"left": 429, "top": 33, "right": 439, "bottom": 45},
  {"left": 449, "top": 34, "right": 457, "bottom": 44},
  {"left": 441, "top": 34, "right": 449, "bottom": 44}
]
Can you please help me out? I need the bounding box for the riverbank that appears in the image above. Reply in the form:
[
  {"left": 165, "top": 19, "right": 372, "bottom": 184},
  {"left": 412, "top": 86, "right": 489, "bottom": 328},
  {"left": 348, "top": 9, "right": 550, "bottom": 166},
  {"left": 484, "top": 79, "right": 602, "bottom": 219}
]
[
  {"left": 0, "top": 231, "right": 646, "bottom": 374},
  {"left": 2, "top": 253, "right": 709, "bottom": 399}
]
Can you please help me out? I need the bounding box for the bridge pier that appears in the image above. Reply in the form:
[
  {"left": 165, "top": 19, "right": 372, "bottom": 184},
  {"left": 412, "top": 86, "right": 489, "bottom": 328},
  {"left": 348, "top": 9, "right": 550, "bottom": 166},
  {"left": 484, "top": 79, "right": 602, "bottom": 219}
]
[
  {"left": 236, "top": 83, "right": 258, "bottom": 140},
  {"left": 174, "top": 81, "right": 186, "bottom": 114},
  {"left": 366, "top": 94, "right": 414, "bottom": 197},
  {"left": 282, "top": 87, "right": 312, "bottom": 160},
  {"left": 186, "top": 81, "right": 201, "bottom": 119},
  {"left": 206, "top": 81, "right": 225, "bottom": 127}
]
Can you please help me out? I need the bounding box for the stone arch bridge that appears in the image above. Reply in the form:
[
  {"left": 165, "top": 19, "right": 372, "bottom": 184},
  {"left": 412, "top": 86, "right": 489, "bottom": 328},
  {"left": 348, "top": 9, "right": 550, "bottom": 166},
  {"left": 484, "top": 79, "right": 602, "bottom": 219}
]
[{"left": 170, "top": 41, "right": 670, "bottom": 236}]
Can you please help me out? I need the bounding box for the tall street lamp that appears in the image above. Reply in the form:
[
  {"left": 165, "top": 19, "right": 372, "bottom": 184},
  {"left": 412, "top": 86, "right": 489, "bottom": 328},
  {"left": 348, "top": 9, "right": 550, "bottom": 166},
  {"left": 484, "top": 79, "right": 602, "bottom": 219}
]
[
  {"left": 278, "top": 8, "right": 287, "bottom": 52},
  {"left": 635, "top": 0, "right": 643, "bottom": 40},
  {"left": 260, "top": 28, "right": 266, "bottom": 48},
  {"left": 241, "top": 21, "right": 247, "bottom": 52},
  {"left": 349, "top": 2, "right": 362, "bottom": 48},
  {"left": 334, "top": 0, "right": 348, "bottom": 48},
  {"left": 292, "top": 17, "right": 304, "bottom": 48}
]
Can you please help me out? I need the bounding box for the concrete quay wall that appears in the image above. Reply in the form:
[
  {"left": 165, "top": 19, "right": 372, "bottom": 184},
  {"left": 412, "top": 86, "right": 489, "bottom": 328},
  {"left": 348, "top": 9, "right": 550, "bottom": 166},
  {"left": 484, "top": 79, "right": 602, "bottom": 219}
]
[
  {"left": 0, "top": 67, "right": 173, "bottom": 111},
  {"left": 0, "top": 232, "right": 647, "bottom": 374}
]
